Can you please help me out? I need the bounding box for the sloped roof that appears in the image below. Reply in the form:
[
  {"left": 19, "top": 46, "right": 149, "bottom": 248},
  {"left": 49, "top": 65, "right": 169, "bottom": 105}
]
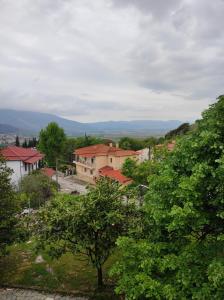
[
  {"left": 41, "top": 167, "right": 56, "bottom": 178},
  {"left": 99, "top": 166, "right": 132, "bottom": 184},
  {"left": 74, "top": 144, "right": 137, "bottom": 157},
  {"left": 155, "top": 141, "right": 176, "bottom": 151},
  {"left": 0, "top": 146, "right": 44, "bottom": 164}
]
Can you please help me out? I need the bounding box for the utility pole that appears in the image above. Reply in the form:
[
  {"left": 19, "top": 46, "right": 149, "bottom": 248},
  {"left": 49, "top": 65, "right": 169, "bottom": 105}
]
[{"left": 56, "top": 158, "right": 59, "bottom": 191}]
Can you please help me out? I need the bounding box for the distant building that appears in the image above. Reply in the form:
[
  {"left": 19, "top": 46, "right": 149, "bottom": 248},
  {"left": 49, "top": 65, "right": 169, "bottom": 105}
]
[
  {"left": 0, "top": 146, "right": 44, "bottom": 185},
  {"left": 136, "top": 148, "right": 150, "bottom": 162},
  {"left": 73, "top": 143, "right": 138, "bottom": 185},
  {"left": 41, "top": 167, "right": 56, "bottom": 180},
  {"left": 150, "top": 141, "right": 176, "bottom": 160}
]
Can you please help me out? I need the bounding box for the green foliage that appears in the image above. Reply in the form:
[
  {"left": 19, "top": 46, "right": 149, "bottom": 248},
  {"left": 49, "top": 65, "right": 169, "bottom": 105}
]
[
  {"left": 122, "top": 158, "right": 159, "bottom": 186},
  {"left": 119, "top": 137, "right": 158, "bottom": 151},
  {"left": 112, "top": 96, "right": 224, "bottom": 299},
  {"left": 0, "top": 157, "right": 20, "bottom": 256},
  {"left": 15, "top": 135, "right": 20, "bottom": 146},
  {"left": 38, "top": 122, "right": 66, "bottom": 167},
  {"left": 19, "top": 172, "right": 57, "bottom": 208},
  {"left": 34, "top": 177, "right": 136, "bottom": 286},
  {"left": 165, "top": 122, "right": 191, "bottom": 140}
]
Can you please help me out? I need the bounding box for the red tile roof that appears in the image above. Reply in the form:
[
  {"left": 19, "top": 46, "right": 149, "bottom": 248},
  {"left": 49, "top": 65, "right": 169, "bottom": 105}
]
[
  {"left": 0, "top": 146, "right": 44, "bottom": 164},
  {"left": 41, "top": 167, "right": 56, "bottom": 178},
  {"left": 155, "top": 141, "right": 176, "bottom": 151},
  {"left": 74, "top": 144, "right": 137, "bottom": 157},
  {"left": 99, "top": 166, "right": 132, "bottom": 185}
]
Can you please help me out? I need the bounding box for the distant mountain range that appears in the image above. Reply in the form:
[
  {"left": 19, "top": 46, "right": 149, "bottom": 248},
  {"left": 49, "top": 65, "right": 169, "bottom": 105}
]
[
  {"left": 0, "top": 123, "right": 20, "bottom": 134},
  {"left": 0, "top": 109, "right": 183, "bottom": 137}
]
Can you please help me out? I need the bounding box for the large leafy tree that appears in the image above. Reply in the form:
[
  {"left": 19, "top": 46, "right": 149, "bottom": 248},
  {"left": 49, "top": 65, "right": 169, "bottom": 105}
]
[
  {"left": 0, "top": 157, "right": 19, "bottom": 257},
  {"left": 112, "top": 96, "right": 224, "bottom": 299},
  {"left": 122, "top": 158, "right": 159, "bottom": 186},
  {"left": 34, "top": 177, "right": 136, "bottom": 287},
  {"left": 38, "top": 122, "right": 66, "bottom": 167},
  {"left": 19, "top": 172, "right": 57, "bottom": 208}
]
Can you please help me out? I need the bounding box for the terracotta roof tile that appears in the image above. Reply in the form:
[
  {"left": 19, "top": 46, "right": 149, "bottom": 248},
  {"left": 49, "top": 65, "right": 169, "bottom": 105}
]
[
  {"left": 74, "top": 144, "right": 137, "bottom": 157},
  {"left": 0, "top": 146, "right": 44, "bottom": 163},
  {"left": 41, "top": 167, "right": 56, "bottom": 178},
  {"left": 99, "top": 166, "right": 132, "bottom": 184}
]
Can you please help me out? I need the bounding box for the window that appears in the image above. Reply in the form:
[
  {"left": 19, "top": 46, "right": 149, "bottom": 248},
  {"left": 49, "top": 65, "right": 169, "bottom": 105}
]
[
  {"left": 91, "top": 158, "right": 95, "bottom": 164},
  {"left": 84, "top": 168, "right": 87, "bottom": 172},
  {"left": 90, "top": 170, "right": 93, "bottom": 175},
  {"left": 24, "top": 163, "right": 27, "bottom": 171},
  {"left": 110, "top": 158, "right": 113, "bottom": 163}
]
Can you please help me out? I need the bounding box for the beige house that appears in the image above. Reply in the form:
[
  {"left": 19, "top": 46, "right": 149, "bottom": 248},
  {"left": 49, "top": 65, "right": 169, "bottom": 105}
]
[{"left": 73, "top": 144, "right": 138, "bottom": 184}]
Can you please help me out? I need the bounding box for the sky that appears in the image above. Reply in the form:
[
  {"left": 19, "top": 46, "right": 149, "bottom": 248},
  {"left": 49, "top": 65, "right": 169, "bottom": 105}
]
[{"left": 0, "top": 0, "right": 224, "bottom": 122}]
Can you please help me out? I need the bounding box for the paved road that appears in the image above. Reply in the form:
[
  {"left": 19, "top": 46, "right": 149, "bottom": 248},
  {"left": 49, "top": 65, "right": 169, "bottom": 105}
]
[
  {"left": 0, "top": 288, "right": 88, "bottom": 300},
  {"left": 57, "top": 175, "right": 87, "bottom": 194}
]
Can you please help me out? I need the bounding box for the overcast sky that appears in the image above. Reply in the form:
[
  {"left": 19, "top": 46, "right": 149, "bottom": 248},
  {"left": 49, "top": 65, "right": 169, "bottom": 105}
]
[{"left": 0, "top": 0, "right": 223, "bottom": 122}]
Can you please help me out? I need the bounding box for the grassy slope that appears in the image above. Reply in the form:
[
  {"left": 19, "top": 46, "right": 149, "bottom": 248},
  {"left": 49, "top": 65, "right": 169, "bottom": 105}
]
[{"left": 0, "top": 241, "right": 119, "bottom": 299}]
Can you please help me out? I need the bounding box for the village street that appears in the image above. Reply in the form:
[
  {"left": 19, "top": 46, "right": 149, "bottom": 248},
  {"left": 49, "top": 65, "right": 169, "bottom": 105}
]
[
  {"left": 0, "top": 288, "right": 88, "bottom": 300},
  {"left": 57, "top": 174, "right": 87, "bottom": 195}
]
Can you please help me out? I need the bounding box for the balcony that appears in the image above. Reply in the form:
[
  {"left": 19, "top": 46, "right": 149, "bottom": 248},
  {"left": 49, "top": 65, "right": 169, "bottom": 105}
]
[{"left": 73, "top": 160, "right": 95, "bottom": 170}]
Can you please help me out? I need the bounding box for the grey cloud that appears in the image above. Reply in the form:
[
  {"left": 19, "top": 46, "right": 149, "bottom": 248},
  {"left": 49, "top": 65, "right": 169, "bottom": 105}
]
[
  {"left": 0, "top": 0, "right": 223, "bottom": 122},
  {"left": 111, "top": 0, "right": 182, "bottom": 17}
]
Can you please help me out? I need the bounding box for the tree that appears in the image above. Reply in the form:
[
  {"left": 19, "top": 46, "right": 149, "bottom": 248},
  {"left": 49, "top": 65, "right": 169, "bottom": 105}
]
[
  {"left": 22, "top": 139, "right": 28, "bottom": 148},
  {"left": 15, "top": 135, "right": 20, "bottom": 146},
  {"left": 122, "top": 158, "right": 159, "bottom": 186},
  {"left": 112, "top": 96, "right": 224, "bottom": 299},
  {"left": 19, "top": 172, "right": 57, "bottom": 208},
  {"left": 34, "top": 177, "right": 136, "bottom": 287},
  {"left": 165, "top": 122, "right": 191, "bottom": 140},
  {"left": 38, "top": 122, "right": 66, "bottom": 167},
  {"left": 0, "top": 157, "right": 19, "bottom": 256},
  {"left": 119, "top": 137, "right": 144, "bottom": 151},
  {"left": 122, "top": 158, "right": 137, "bottom": 179}
]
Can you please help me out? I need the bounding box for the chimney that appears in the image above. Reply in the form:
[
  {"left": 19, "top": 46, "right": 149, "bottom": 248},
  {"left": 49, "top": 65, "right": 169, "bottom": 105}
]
[{"left": 109, "top": 142, "right": 113, "bottom": 147}]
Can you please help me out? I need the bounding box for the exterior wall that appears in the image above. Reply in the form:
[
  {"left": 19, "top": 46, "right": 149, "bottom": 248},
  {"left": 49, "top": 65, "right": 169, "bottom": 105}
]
[
  {"left": 95, "top": 156, "right": 108, "bottom": 170},
  {"left": 74, "top": 153, "right": 137, "bottom": 184},
  {"left": 75, "top": 164, "right": 95, "bottom": 184},
  {"left": 6, "top": 160, "right": 41, "bottom": 186},
  {"left": 137, "top": 148, "right": 150, "bottom": 163},
  {"left": 111, "top": 155, "right": 137, "bottom": 169}
]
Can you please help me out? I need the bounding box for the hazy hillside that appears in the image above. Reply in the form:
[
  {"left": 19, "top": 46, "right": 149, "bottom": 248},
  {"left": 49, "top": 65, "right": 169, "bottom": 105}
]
[
  {"left": 0, "top": 109, "right": 182, "bottom": 136},
  {"left": 0, "top": 123, "right": 20, "bottom": 134}
]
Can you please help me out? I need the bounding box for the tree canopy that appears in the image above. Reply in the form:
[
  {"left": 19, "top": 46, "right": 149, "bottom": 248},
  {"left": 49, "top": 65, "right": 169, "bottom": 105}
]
[
  {"left": 19, "top": 172, "right": 57, "bottom": 208},
  {"left": 112, "top": 95, "right": 224, "bottom": 299},
  {"left": 119, "top": 136, "right": 158, "bottom": 151},
  {"left": 0, "top": 157, "right": 20, "bottom": 256},
  {"left": 34, "top": 177, "right": 136, "bottom": 287},
  {"left": 165, "top": 122, "right": 191, "bottom": 140},
  {"left": 38, "top": 122, "right": 66, "bottom": 167}
]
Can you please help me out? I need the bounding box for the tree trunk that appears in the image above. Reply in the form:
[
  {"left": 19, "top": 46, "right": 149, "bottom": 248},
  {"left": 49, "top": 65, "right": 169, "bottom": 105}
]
[{"left": 97, "top": 266, "right": 103, "bottom": 287}]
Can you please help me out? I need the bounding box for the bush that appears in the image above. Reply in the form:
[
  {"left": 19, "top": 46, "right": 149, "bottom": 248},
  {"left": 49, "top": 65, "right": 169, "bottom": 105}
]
[{"left": 19, "top": 172, "right": 57, "bottom": 209}]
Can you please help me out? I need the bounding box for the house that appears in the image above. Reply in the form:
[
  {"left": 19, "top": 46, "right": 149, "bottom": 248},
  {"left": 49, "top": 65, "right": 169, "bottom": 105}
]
[
  {"left": 73, "top": 144, "right": 138, "bottom": 184},
  {"left": 150, "top": 141, "right": 176, "bottom": 160},
  {"left": 41, "top": 167, "right": 56, "bottom": 180},
  {"left": 98, "top": 166, "right": 133, "bottom": 185},
  {"left": 136, "top": 148, "right": 150, "bottom": 162},
  {"left": 0, "top": 146, "right": 44, "bottom": 185}
]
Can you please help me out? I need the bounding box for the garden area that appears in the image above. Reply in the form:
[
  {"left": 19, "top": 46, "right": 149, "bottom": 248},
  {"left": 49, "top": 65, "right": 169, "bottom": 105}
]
[{"left": 0, "top": 240, "right": 119, "bottom": 299}]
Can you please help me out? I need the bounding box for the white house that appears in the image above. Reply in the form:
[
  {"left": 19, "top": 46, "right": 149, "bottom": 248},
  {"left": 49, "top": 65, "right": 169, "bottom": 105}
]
[
  {"left": 136, "top": 148, "right": 150, "bottom": 163},
  {"left": 0, "top": 146, "right": 44, "bottom": 186}
]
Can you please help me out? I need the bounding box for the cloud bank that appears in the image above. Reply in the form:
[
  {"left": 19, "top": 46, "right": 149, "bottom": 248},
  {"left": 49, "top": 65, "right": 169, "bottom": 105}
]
[{"left": 0, "top": 0, "right": 223, "bottom": 121}]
